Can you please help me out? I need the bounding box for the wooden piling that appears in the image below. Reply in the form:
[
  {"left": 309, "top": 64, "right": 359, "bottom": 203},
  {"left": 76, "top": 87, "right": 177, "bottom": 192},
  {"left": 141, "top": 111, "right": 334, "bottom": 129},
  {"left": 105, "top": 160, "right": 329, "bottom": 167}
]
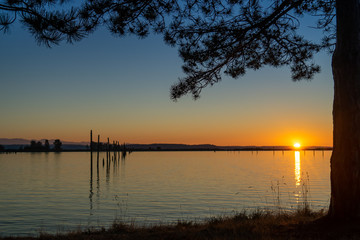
[
  {"left": 107, "top": 137, "right": 110, "bottom": 155},
  {"left": 97, "top": 135, "right": 100, "bottom": 171},
  {"left": 107, "top": 137, "right": 110, "bottom": 162},
  {"left": 97, "top": 135, "right": 100, "bottom": 154},
  {"left": 113, "top": 141, "right": 116, "bottom": 161},
  {"left": 90, "top": 130, "right": 93, "bottom": 153},
  {"left": 90, "top": 130, "right": 93, "bottom": 175},
  {"left": 117, "top": 141, "right": 120, "bottom": 162}
]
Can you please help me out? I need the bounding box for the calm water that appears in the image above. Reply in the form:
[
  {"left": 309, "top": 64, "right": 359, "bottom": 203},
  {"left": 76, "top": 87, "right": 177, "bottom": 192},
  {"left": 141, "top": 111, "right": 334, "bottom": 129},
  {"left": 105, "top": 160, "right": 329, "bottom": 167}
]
[{"left": 0, "top": 151, "right": 331, "bottom": 236}]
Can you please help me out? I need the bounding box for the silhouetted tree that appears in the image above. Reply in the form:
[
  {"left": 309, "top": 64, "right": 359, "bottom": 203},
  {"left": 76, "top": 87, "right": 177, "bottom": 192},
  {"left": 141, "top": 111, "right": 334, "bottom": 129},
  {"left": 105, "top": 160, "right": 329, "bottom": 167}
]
[
  {"left": 53, "top": 139, "right": 62, "bottom": 152},
  {"left": 2, "top": 0, "right": 360, "bottom": 220},
  {"left": 27, "top": 140, "right": 44, "bottom": 151},
  {"left": 36, "top": 141, "right": 43, "bottom": 149},
  {"left": 0, "top": 144, "right": 4, "bottom": 151},
  {"left": 44, "top": 139, "right": 50, "bottom": 151},
  {"left": 30, "top": 140, "right": 36, "bottom": 149}
]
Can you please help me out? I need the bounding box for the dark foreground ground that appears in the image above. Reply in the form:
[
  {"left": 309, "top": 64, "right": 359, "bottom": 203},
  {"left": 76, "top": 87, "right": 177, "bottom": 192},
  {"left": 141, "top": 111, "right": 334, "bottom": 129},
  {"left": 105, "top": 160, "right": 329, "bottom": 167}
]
[{"left": 2, "top": 209, "right": 360, "bottom": 240}]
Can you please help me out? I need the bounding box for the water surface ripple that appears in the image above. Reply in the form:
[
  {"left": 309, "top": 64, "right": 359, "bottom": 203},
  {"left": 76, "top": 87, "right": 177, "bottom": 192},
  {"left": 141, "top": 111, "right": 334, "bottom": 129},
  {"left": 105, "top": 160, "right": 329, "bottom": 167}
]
[{"left": 0, "top": 151, "right": 331, "bottom": 236}]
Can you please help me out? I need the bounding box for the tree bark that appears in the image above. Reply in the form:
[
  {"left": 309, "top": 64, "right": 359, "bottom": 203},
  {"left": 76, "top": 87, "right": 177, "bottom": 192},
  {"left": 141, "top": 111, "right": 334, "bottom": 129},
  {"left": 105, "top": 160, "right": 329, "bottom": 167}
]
[{"left": 329, "top": 0, "right": 360, "bottom": 220}]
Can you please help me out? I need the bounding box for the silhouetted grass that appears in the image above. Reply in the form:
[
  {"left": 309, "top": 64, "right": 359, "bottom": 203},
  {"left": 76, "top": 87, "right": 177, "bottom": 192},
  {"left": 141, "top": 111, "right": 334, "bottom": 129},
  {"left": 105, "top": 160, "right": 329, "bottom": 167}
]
[{"left": 6, "top": 207, "right": 360, "bottom": 240}]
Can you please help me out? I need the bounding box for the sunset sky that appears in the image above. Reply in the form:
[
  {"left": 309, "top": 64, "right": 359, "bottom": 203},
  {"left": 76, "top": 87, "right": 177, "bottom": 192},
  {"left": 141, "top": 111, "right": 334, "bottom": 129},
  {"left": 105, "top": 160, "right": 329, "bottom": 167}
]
[{"left": 0, "top": 20, "right": 333, "bottom": 147}]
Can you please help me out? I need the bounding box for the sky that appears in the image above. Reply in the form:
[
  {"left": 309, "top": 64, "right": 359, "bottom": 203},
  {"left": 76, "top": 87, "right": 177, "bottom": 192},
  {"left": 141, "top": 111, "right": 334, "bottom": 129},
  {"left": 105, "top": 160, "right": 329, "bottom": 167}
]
[{"left": 0, "top": 17, "right": 333, "bottom": 146}]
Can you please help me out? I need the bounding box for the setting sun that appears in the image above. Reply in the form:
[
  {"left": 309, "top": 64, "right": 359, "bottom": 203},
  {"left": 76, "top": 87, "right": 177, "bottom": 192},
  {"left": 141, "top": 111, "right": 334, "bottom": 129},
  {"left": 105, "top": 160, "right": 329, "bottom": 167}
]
[{"left": 293, "top": 143, "right": 301, "bottom": 148}]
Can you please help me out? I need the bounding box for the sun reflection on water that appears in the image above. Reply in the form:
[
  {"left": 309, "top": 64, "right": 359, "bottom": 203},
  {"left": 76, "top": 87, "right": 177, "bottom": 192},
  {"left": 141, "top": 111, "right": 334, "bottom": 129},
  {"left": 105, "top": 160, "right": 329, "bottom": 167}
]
[{"left": 295, "top": 151, "right": 301, "bottom": 186}]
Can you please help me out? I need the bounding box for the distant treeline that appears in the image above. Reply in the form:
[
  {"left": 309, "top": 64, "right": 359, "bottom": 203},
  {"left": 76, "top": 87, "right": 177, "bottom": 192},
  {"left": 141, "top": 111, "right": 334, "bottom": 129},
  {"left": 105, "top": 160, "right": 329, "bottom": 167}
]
[{"left": 22, "top": 139, "right": 63, "bottom": 152}]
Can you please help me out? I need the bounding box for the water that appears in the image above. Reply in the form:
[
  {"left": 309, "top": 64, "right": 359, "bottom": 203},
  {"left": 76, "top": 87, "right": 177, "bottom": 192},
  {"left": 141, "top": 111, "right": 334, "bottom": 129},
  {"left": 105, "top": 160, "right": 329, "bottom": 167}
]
[{"left": 0, "top": 150, "right": 331, "bottom": 236}]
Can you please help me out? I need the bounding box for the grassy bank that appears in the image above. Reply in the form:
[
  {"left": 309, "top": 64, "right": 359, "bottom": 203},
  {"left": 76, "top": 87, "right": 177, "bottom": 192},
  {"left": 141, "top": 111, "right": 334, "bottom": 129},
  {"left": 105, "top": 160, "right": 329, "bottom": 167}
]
[{"left": 3, "top": 208, "right": 360, "bottom": 240}]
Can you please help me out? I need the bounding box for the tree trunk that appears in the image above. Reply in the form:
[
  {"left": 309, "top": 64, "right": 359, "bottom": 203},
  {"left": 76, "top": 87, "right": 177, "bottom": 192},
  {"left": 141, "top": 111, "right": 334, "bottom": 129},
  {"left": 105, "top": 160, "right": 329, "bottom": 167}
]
[{"left": 328, "top": 0, "right": 360, "bottom": 220}]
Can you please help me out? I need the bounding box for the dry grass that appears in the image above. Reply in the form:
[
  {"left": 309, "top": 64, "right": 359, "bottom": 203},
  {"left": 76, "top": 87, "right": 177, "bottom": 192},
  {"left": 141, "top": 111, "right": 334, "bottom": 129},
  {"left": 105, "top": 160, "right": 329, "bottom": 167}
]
[{"left": 5, "top": 208, "right": 360, "bottom": 240}]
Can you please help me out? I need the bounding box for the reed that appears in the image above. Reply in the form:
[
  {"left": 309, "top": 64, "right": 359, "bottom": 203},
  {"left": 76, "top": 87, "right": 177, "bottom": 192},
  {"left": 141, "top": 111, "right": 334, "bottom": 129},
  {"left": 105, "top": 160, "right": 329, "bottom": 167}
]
[{"left": 1, "top": 208, "right": 331, "bottom": 240}]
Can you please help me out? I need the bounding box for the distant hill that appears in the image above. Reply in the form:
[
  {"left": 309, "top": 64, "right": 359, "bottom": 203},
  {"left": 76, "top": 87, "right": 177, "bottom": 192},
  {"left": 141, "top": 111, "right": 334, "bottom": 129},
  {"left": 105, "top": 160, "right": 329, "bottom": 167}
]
[
  {"left": 0, "top": 138, "right": 88, "bottom": 145},
  {"left": 0, "top": 138, "right": 88, "bottom": 150},
  {"left": 126, "top": 143, "right": 218, "bottom": 151},
  {"left": 121, "top": 144, "right": 332, "bottom": 151},
  {"left": 0, "top": 138, "right": 30, "bottom": 145}
]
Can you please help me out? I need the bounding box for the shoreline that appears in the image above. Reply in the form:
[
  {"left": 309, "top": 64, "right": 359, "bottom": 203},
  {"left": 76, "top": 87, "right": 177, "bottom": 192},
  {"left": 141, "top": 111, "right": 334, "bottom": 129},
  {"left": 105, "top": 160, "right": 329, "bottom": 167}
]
[{"left": 2, "top": 208, "right": 360, "bottom": 240}]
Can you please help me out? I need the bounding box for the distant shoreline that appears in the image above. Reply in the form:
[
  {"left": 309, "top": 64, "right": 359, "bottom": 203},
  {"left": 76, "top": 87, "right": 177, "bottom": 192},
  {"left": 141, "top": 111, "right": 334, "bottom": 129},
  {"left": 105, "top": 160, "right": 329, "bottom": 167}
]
[
  {"left": 0, "top": 138, "right": 333, "bottom": 152},
  {"left": 0, "top": 146, "right": 333, "bottom": 153}
]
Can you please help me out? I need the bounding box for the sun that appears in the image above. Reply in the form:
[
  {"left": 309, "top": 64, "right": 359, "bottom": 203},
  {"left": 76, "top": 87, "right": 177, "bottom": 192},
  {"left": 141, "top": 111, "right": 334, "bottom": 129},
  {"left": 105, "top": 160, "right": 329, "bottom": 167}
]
[{"left": 293, "top": 143, "right": 301, "bottom": 148}]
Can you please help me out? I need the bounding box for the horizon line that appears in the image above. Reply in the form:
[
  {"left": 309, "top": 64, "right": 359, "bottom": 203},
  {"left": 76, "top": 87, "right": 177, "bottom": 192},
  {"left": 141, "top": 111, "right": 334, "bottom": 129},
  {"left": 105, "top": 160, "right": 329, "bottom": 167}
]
[{"left": 0, "top": 138, "right": 333, "bottom": 148}]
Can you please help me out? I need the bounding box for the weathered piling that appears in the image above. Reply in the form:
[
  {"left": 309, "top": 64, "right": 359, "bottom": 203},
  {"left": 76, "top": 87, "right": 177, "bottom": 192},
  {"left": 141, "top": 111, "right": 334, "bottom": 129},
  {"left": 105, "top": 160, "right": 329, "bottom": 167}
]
[
  {"left": 90, "top": 130, "right": 93, "bottom": 153},
  {"left": 88, "top": 131, "right": 125, "bottom": 180},
  {"left": 90, "top": 130, "right": 93, "bottom": 177},
  {"left": 97, "top": 135, "right": 100, "bottom": 155},
  {"left": 90, "top": 130, "right": 94, "bottom": 211},
  {"left": 107, "top": 137, "right": 110, "bottom": 162},
  {"left": 119, "top": 142, "right": 121, "bottom": 162},
  {"left": 97, "top": 134, "right": 100, "bottom": 174},
  {"left": 113, "top": 141, "right": 116, "bottom": 161}
]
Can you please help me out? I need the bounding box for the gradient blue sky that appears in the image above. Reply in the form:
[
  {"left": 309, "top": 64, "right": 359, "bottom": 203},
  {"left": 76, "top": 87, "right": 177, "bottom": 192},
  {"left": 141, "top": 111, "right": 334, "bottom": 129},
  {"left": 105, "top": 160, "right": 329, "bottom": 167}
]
[{"left": 0, "top": 18, "right": 333, "bottom": 146}]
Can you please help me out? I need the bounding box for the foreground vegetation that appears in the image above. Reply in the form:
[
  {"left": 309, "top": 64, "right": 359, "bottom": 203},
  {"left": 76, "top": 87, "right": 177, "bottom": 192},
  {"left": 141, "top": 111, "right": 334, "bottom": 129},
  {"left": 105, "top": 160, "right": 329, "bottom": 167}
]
[{"left": 3, "top": 208, "right": 360, "bottom": 240}]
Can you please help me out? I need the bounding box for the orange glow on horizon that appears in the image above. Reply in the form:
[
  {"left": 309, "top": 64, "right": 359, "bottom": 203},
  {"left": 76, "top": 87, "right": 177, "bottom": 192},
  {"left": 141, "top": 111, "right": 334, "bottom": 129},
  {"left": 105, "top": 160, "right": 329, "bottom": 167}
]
[
  {"left": 3, "top": 133, "right": 332, "bottom": 147},
  {"left": 3, "top": 124, "right": 332, "bottom": 147}
]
